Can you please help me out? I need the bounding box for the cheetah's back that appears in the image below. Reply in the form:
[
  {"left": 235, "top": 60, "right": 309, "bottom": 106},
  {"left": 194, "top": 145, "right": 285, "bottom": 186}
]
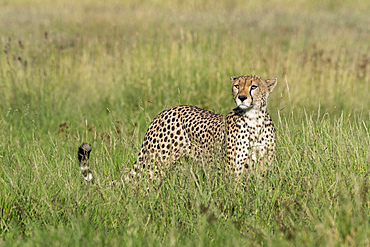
[{"left": 136, "top": 105, "right": 225, "bottom": 169}]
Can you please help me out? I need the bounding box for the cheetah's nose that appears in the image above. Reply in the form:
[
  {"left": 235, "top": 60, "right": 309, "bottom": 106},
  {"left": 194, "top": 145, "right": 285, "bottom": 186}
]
[{"left": 238, "top": 95, "right": 247, "bottom": 102}]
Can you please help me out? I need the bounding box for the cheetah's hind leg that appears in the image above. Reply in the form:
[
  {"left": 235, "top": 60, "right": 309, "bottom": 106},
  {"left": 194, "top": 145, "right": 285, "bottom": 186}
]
[{"left": 78, "top": 143, "right": 93, "bottom": 182}]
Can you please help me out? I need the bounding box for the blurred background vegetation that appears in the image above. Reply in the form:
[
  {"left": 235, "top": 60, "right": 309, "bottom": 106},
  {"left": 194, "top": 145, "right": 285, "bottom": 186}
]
[{"left": 1, "top": 0, "right": 368, "bottom": 138}]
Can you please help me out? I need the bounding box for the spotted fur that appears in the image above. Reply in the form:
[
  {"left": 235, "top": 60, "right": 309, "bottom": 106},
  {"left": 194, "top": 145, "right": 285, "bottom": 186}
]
[
  {"left": 225, "top": 75, "right": 277, "bottom": 174},
  {"left": 135, "top": 75, "right": 277, "bottom": 176}
]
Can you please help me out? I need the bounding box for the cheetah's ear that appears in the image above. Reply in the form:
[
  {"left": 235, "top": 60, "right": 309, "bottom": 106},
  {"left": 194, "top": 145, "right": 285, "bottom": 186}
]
[
  {"left": 266, "top": 78, "right": 277, "bottom": 93},
  {"left": 230, "top": 76, "right": 238, "bottom": 82}
]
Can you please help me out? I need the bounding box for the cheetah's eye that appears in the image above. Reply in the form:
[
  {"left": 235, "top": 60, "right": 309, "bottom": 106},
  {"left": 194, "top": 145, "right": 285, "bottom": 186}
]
[
  {"left": 251, "top": 85, "right": 257, "bottom": 90},
  {"left": 235, "top": 85, "right": 240, "bottom": 89}
]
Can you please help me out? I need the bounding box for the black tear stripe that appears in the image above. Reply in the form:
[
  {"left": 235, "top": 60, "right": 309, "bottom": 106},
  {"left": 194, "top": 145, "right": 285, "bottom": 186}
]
[{"left": 249, "top": 87, "right": 254, "bottom": 104}]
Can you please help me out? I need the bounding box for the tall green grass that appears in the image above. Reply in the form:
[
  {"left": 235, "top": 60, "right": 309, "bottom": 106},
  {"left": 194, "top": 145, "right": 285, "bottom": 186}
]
[{"left": 0, "top": 0, "right": 369, "bottom": 246}]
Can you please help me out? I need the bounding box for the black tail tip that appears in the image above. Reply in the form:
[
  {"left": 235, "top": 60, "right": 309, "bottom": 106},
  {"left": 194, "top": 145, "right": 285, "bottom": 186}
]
[{"left": 78, "top": 143, "right": 92, "bottom": 162}]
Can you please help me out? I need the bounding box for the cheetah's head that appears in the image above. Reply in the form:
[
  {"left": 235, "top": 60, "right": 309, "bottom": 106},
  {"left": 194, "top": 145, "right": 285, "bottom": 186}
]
[{"left": 231, "top": 75, "right": 277, "bottom": 111}]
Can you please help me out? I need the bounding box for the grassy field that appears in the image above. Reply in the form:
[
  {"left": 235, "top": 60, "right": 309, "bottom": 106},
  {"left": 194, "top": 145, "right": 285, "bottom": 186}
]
[{"left": 0, "top": 0, "right": 369, "bottom": 246}]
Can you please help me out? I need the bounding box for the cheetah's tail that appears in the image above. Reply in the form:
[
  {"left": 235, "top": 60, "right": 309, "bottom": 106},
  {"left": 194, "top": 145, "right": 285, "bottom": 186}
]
[{"left": 78, "top": 143, "right": 93, "bottom": 182}]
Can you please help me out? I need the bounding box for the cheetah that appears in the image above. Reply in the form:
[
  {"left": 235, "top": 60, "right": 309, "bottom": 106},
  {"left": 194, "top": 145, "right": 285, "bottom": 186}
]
[{"left": 134, "top": 75, "right": 277, "bottom": 176}]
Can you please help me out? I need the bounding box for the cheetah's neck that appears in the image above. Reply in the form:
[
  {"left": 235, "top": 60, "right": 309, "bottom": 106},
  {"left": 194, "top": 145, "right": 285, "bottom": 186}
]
[
  {"left": 234, "top": 106, "right": 267, "bottom": 133},
  {"left": 245, "top": 107, "right": 265, "bottom": 118},
  {"left": 236, "top": 106, "right": 267, "bottom": 120}
]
